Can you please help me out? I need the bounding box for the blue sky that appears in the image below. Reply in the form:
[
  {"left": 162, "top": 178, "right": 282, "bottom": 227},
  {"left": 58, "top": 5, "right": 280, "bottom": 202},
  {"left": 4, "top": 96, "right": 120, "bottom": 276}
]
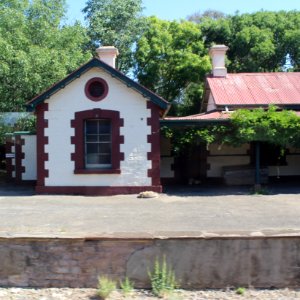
[{"left": 66, "top": 0, "right": 300, "bottom": 23}]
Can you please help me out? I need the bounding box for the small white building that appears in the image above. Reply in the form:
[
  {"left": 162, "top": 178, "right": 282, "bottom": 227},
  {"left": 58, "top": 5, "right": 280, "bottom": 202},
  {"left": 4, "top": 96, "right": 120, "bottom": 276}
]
[{"left": 7, "top": 47, "right": 170, "bottom": 195}]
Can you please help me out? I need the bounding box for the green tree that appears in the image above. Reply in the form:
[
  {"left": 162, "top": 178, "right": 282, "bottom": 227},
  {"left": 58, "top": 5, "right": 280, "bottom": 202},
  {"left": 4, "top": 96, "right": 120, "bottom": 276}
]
[
  {"left": 0, "top": 0, "right": 90, "bottom": 111},
  {"left": 83, "top": 0, "right": 144, "bottom": 73},
  {"left": 135, "top": 17, "right": 211, "bottom": 115},
  {"left": 187, "top": 9, "right": 226, "bottom": 23},
  {"left": 198, "top": 10, "right": 300, "bottom": 72}
]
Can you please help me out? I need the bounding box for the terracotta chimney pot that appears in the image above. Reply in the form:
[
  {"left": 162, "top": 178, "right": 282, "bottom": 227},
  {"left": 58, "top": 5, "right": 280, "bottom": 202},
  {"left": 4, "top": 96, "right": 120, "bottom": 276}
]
[
  {"left": 96, "top": 46, "right": 119, "bottom": 68},
  {"left": 209, "top": 45, "right": 228, "bottom": 77}
]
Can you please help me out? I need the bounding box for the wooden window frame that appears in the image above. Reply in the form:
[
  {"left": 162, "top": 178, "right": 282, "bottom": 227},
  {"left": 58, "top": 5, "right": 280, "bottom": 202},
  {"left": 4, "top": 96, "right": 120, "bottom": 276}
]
[{"left": 71, "top": 109, "right": 124, "bottom": 174}]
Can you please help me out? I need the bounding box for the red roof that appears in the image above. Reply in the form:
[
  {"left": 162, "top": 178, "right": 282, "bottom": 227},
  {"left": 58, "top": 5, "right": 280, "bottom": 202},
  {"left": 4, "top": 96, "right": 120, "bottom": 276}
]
[
  {"left": 164, "top": 110, "right": 300, "bottom": 122},
  {"left": 207, "top": 73, "right": 300, "bottom": 107},
  {"left": 165, "top": 111, "right": 231, "bottom": 121}
]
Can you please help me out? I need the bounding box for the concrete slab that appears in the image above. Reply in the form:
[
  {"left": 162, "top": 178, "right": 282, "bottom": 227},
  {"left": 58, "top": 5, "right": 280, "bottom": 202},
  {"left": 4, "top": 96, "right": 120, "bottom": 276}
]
[{"left": 1, "top": 184, "right": 300, "bottom": 238}]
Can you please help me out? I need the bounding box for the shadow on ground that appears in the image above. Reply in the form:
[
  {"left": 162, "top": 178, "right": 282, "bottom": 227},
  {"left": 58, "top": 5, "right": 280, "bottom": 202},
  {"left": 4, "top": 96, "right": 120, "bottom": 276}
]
[
  {"left": 0, "top": 178, "right": 299, "bottom": 197},
  {"left": 0, "top": 182, "right": 35, "bottom": 196},
  {"left": 163, "top": 178, "right": 300, "bottom": 197}
]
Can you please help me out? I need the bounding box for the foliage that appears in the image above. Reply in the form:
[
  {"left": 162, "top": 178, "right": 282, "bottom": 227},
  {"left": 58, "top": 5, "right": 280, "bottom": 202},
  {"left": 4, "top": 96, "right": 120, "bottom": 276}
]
[
  {"left": 0, "top": 124, "right": 13, "bottom": 144},
  {"left": 97, "top": 276, "right": 117, "bottom": 299},
  {"left": 198, "top": 10, "right": 300, "bottom": 72},
  {"left": 187, "top": 9, "right": 226, "bottom": 23},
  {"left": 161, "top": 125, "right": 232, "bottom": 155},
  {"left": 230, "top": 106, "right": 300, "bottom": 147},
  {"left": 14, "top": 115, "right": 36, "bottom": 132},
  {"left": 148, "top": 256, "right": 178, "bottom": 298},
  {"left": 235, "top": 287, "right": 246, "bottom": 295},
  {"left": 83, "top": 0, "right": 144, "bottom": 73},
  {"left": 135, "top": 11, "right": 300, "bottom": 115},
  {"left": 0, "top": 0, "right": 90, "bottom": 112},
  {"left": 135, "top": 17, "right": 211, "bottom": 115},
  {"left": 251, "top": 187, "right": 270, "bottom": 195},
  {"left": 0, "top": 114, "right": 36, "bottom": 144},
  {"left": 162, "top": 106, "right": 300, "bottom": 155},
  {"left": 120, "top": 277, "right": 134, "bottom": 296}
]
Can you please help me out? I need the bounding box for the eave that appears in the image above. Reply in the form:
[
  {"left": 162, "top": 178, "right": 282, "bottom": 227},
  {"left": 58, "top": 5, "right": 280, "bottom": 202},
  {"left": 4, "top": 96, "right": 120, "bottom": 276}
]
[
  {"left": 26, "top": 58, "right": 170, "bottom": 114},
  {"left": 160, "top": 118, "right": 229, "bottom": 128}
]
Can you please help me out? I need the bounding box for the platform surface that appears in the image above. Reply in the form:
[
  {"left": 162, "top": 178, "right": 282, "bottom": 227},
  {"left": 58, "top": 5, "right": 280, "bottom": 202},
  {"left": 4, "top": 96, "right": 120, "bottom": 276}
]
[{"left": 0, "top": 183, "right": 300, "bottom": 239}]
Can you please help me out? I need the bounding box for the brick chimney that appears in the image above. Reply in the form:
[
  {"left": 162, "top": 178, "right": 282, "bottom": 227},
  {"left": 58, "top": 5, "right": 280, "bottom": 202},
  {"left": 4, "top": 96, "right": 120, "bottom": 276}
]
[
  {"left": 96, "top": 46, "right": 119, "bottom": 68},
  {"left": 209, "top": 45, "right": 228, "bottom": 77}
]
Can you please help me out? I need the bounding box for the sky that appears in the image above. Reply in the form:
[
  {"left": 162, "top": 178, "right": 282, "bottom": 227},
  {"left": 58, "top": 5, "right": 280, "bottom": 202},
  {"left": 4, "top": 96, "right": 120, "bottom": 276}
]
[{"left": 65, "top": 0, "right": 300, "bottom": 24}]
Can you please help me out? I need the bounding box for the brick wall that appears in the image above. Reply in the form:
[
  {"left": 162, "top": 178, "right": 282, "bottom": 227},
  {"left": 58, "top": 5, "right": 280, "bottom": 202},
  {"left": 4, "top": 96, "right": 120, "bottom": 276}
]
[{"left": 1, "top": 237, "right": 300, "bottom": 289}]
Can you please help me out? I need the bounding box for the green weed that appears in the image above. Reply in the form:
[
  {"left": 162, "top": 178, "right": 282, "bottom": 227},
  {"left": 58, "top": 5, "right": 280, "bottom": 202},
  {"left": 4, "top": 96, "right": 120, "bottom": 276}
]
[
  {"left": 97, "top": 276, "right": 116, "bottom": 299},
  {"left": 120, "top": 276, "right": 134, "bottom": 296},
  {"left": 148, "top": 256, "right": 178, "bottom": 298}
]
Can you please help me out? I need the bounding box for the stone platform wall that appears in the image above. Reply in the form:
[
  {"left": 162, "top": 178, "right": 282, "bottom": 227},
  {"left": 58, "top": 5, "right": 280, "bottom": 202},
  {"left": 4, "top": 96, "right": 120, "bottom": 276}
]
[{"left": 1, "top": 236, "right": 300, "bottom": 289}]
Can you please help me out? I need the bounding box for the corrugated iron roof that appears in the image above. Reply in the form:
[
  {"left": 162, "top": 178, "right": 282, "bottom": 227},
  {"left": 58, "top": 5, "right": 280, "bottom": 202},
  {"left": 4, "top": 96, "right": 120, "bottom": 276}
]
[
  {"left": 165, "top": 111, "right": 231, "bottom": 121},
  {"left": 207, "top": 73, "right": 300, "bottom": 107},
  {"left": 164, "top": 110, "right": 300, "bottom": 123}
]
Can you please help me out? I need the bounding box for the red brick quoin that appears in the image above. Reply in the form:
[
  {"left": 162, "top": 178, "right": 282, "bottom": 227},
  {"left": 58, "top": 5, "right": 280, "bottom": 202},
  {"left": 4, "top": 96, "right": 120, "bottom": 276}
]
[
  {"left": 5, "top": 135, "right": 14, "bottom": 181},
  {"left": 147, "top": 101, "right": 162, "bottom": 192},
  {"left": 14, "top": 135, "right": 26, "bottom": 183},
  {"left": 36, "top": 103, "right": 49, "bottom": 188}
]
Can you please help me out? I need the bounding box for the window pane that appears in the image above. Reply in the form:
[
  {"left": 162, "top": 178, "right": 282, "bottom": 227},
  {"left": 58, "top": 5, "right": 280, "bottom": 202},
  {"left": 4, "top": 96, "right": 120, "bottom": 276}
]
[
  {"left": 86, "top": 143, "right": 98, "bottom": 154},
  {"left": 99, "top": 143, "right": 111, "bottom": 154},
  {"left": 98, "top": 154, "right": 111, "bottom": 164},
  {"left": 86, "top": 134, "right": 98, "bottom": 142},
  {"left": 99, "top": 134, "right": 111, "bottom": 142},
  {"left": 86, "top": 153, "right": 99, "bottom": 164},
  {"left": 98, "top": 119, "right": 111, "bottom": 134},
  {"left": 89, "top": 81, "right": 105, "bottom": 98},
  {"left": 86, "top": 120, "right": 98, "bottom": 134}
]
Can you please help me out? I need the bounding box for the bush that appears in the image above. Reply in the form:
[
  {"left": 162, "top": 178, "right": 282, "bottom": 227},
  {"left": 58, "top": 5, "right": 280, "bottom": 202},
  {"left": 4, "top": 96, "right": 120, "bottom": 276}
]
[
  {"left": 120, "top": 276, "right": 134, "bottom": 296},
  {"left": 148, "top": 256, "right": 178, "bottom": 298},
  {"left": 97, "top": 276, "right": 116, "bottom": 299},
  {"left": 236, "top": 287, "right": 246, "bottom": 295}
]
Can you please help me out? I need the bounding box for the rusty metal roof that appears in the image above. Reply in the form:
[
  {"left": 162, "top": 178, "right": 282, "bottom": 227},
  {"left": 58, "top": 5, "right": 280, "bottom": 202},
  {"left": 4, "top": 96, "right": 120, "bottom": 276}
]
[
  {"left": 165, "top": 111, "right": 231, "bottom": 121},
  {"left": 207, "top": 73, "right": 300, "bottom": 107}
]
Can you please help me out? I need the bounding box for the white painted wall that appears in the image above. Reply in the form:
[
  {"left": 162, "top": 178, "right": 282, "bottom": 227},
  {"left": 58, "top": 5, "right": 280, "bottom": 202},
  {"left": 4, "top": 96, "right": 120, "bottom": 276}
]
[
  {"left": 206, "top": 94, "right": 217, "bottom": 112},
  {"left": 207, "top": 144, "right": 300, "bottom": 178},
  {"left": 44, "top": 68, "right": 152, "bottom": 187},
  {"left": 209, "top": 143, "right": 249, "bottom": 155},
  {"left": 22, "top": 135, "right": 37, "bottom": 180},
  {"left": 160, "top": 136, "right": 174, "bottom": 178},
  {"left": 160, "top": 157, "right": 174, "bottom": 178},
  {"left": 269, "top": 155, "right": 300, "bottom": 176},
  {"left": 207, "top": 143, "right": 250, "bottom": 177}
]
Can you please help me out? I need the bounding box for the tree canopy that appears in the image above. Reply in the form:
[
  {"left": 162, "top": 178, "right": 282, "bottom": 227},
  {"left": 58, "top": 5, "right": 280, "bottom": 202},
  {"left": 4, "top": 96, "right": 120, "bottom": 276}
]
[
  {"left": 134, "top": 17, "right": 211, "bottom": 115},
  {"left": 0, "top": 0, "right": 90, "bottom": 111},
  {"left": 1, "top": 1, "right": 300, "bottom": 116},
  {"left": 134, "top": 10, "right": 300, "bottom": 115},
  {"left": 198, "top": 10, "right": 300, "bottom": 72},
  {"left": 83, "top": 0, "right": 144, "bottom": 73}
]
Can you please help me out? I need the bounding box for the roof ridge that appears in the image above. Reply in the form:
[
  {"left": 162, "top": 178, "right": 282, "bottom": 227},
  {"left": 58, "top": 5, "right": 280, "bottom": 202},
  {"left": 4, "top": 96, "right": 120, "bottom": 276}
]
[{"left": 26, "top": 57, "right": 170, "bottom": 113}]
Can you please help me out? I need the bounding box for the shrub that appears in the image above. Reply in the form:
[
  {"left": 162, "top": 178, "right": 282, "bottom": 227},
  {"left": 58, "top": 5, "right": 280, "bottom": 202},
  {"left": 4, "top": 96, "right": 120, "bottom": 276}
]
[
  {"left": 120, "top": 276, "right": 134, "bottom": 296},
  {"left": 235, "top": 287, "right": 246, "bottom": 295},
  {"left": 97, "top": 276, "right": 116, "bottom": 299},
  {"left": 148, "top": 256, "right": 178, "bottom": 298}
]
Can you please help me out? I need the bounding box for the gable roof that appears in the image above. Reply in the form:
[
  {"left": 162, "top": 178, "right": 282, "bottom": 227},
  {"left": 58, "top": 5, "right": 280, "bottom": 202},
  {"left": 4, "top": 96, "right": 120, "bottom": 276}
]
[
  {"left": 26, "top": 57, "right": 170, "bottom": 114},
  {"left": 207, "top": 72, "right": 300, "bottom": 108}
]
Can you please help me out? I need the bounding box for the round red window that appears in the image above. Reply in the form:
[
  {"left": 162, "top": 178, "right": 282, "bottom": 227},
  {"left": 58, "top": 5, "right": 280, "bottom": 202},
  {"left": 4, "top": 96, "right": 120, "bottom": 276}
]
[{"left": 85, "top": 77, "right": 109, "bottom": 101}]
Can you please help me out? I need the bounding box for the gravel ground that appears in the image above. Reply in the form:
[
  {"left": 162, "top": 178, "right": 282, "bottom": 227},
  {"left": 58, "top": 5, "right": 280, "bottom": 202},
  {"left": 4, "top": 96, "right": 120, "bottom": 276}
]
[{"left": 1, "top": 288, "right": 300, "bottom": 299}]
